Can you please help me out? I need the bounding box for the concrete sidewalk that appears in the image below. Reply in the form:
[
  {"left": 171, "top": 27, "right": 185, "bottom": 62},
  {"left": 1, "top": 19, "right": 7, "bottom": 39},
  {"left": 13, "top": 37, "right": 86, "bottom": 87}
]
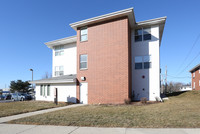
[
  {"left": 0, "top": 124, "right": 199, "bottom": 134},
  {"left": 0, "top": 104, "right": 86, "bottom": 123}
]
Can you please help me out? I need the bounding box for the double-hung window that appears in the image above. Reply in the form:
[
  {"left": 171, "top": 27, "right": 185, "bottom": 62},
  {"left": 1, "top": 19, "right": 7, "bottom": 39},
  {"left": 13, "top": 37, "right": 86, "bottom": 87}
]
[
  {"left": 135, "top": 55, "right": 151, "bottom": 69},
  {"left": 80, "top": 54, "right": 88, "bottom": 70},
  {"left": 135, "top": 28, "right": 151, "bottom": 42},
  {"left": 193, "top": 72, "right": 195, "bottom": 78},
  {"left": 193, "top": 82, "right": 195, "bottom": 89},
  {"left": 55, "top": 45, "right": 64, "bottom": 56},
  {"left": 55, "top": 66, "right": 64, "bottom": 76},
  {"left": 80, "top": 28, "right": 88, "bottom": 42}
]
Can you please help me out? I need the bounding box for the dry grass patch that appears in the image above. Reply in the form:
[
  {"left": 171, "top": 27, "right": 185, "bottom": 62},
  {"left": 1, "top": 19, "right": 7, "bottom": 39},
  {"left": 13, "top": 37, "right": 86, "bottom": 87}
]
[
  {"left": 9, "top": 91, "right": 200, "bottom": 128},
  {"left": 0, "top": 101, "right": 69, "bottom": 117}
]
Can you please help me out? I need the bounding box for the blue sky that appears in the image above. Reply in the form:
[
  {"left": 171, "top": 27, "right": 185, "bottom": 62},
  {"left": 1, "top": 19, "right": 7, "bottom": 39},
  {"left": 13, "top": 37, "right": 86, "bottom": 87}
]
[{"left": 0, "top": 0, "right": 200, "bottom": 88}]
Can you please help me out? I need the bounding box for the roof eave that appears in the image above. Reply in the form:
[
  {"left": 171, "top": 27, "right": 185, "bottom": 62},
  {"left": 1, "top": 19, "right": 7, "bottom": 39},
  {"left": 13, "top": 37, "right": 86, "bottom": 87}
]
[
  {"left": 189, "top": 64, "right": 200, "bottom": 73},
  {"left": 30, "top": 79, "right": 76, "bottom": 84},
  {"left": 45, "top": 36, "right": 77, "bottom": 49},
  {"left": 70, "top": 8, "right": 135, "bottom": 30}
]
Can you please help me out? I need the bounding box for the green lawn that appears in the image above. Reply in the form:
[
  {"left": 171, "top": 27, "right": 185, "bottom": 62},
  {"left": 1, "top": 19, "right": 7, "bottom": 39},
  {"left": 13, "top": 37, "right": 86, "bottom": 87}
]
[
  {"left": 0, "top": 101, "right": 69, "bottom": 117},
  {"left": 9, "top": 91, "right": 200, "bottom": 128}
]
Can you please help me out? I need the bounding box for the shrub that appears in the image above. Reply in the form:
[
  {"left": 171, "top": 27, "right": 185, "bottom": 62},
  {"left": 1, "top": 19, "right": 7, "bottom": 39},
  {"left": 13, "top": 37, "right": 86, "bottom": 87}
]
[
  {"left": 140, "top": 97, "right": 147, "bottom": 104},
  {"left": 124, "top": 98, "right": 131, "bottom": 104}
]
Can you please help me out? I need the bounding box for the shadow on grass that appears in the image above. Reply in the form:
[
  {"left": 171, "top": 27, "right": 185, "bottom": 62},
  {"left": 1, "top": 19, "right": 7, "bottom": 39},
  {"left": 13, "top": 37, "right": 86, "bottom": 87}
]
[{"left": 165, "top": 91, "right": 187, "bottom": 97}]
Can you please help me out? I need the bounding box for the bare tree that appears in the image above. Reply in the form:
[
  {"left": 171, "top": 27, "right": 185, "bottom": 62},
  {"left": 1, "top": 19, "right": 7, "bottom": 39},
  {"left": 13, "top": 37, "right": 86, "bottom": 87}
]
[{"left": 42, "top": 72, "right": 52, "bottom": 79}]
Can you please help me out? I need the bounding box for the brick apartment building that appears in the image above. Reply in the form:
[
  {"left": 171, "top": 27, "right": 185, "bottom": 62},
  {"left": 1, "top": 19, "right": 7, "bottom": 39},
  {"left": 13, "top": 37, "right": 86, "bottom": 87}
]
[
  {"left": 190, "top": 64, "right": 200, "bottom": 90},
  {"left": 31, "top": 8, "right": 167, "bottom": 104}
]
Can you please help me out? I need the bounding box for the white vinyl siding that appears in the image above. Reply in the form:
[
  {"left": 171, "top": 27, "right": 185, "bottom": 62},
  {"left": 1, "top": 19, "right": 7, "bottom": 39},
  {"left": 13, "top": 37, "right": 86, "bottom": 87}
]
[{"left": 80, "top": 28, "right": 88, "bottom": 42}]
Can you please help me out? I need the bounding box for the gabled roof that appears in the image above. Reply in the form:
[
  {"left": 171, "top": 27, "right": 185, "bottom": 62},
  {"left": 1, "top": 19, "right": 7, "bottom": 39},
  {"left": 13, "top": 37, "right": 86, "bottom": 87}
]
[
  {"left": 30, "top": 74, "right": 76, "bottom": 84},
  {"left": 189, "top": 64, "right": 200, "bottom": 73}
]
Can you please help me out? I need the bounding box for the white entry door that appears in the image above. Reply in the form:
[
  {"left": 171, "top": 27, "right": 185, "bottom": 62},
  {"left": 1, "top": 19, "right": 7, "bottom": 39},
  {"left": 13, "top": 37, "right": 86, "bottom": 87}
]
[{"left": 80, "top": 83, "right": 88, "bottom": 104}]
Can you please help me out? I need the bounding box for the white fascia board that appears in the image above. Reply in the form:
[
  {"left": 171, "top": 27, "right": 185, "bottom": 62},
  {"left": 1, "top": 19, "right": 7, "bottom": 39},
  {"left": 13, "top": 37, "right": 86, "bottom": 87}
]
[
  {"left": 45, "top": 36, "right": 77, "bottom": 49},
  {"left": 70, "top": 7, "right": 135, "bottom": 30},
  {"left": 30, "top": 80, "right": 75, "bottom": 84},
  {"left": 136, "top": 16, "right": 167, "bottom": 26}
]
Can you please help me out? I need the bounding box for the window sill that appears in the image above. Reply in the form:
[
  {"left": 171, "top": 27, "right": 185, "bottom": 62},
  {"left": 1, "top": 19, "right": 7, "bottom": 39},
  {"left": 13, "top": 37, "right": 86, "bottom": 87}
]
[
  {"left": 80, "top": 68, "right": 88, "bottom": 71},
  {"left": 80, "top": 40, "right": 88, "bottom": 43}
]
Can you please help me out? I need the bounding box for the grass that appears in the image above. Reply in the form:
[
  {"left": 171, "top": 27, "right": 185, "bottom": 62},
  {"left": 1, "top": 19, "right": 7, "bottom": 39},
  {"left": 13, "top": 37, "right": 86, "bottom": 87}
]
[
  {"left": 9, "top": 91, "right": 200, "bottom": 128},
  {"left": 0, "top": 101, "right": 69, "bottom": 117}
]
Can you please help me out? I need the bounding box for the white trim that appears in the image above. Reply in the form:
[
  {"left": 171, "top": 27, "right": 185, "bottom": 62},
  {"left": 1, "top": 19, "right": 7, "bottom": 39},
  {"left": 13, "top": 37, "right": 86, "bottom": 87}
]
[
  {"left": 70, "top": 8, "right": 135, "bottom": 30},
  {"left": 45, "top": 36, "right": 77, "bottom": 49}
]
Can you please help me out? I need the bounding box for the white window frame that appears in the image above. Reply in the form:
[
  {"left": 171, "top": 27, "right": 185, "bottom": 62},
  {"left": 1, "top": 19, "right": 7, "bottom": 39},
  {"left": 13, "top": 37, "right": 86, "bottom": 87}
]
[
  {"left": 54, "top": 45, "right": 64, "bottom": 56},
  {"left": 80, "top": 54, "right": 88, "bottom": 70},
  {"left": 193, "top": 72, "right": 195, "bottom": 78},
  {"left": 135, "top": 27, "right": 151, "bottom": 42},
  {"left": 193, "top": 82, "right": 195, "bottom": 89},
  {"left": 80, "top": 27, "right": 88, "bottom": 42},
  {"left": 135, "top": 55, "right": 151, "bottom": 69},
  {"left": 199, "top": 69, "right": 200, "bottom": 74},
  {"left": 55, "top": 66, "right": 64, "bottom": 76}
]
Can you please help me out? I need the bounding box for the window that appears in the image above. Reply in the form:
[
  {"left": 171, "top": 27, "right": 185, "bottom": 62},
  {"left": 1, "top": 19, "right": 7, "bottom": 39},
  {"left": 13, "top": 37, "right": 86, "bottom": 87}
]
[
  {"left": 135, "top": 56, "right": 143, "bottom": 69},
  {"left": 135, "top": 55, "right": 151, "bottom": 69},
  {"left": 55, "top": 45, "right": 64, "bottom": 56},
  {"left": 143, "top": 56, "right": 152, "bottom": 69},
  {"left": 135, "top": 29, "right": 142, "bottom": 42},
  {"left": 135, "top": 28, "right": 151, "bottom": 42},
  {"left": 80, "top": 54, "right": 88, "bottom": 70},
  {"left": 40, "top": 85, "right": 43, "bottom": 96},
  {"left": 47, "top": 85, "right": 50, "bottom": 96},
  {"left": 80, "top": 27, "right": 88, "bottom": 42},
  {"left": 55, "top": 66, "right": 64, "bottom": 76},
  {"left": 143, "top": 28, "right": 151, "bottom": 40},
  {"left": 193, "top": 82, "right": 195, "bottom": 89},
  {"left": 199, "top": 69, "right": 200, "bottom": 74},
  {"left": 193, "top": 72, "right": 195, "bottom": 78}
]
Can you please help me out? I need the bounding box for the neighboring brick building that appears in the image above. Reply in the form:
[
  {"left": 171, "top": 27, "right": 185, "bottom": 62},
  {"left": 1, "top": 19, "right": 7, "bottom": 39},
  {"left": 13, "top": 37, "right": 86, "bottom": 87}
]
[
  {"left": 31, "top": 8, "right": 167, "bottom": 104},
  {"left": 189, "top": 64, "right": 200, "bottom": 90}
]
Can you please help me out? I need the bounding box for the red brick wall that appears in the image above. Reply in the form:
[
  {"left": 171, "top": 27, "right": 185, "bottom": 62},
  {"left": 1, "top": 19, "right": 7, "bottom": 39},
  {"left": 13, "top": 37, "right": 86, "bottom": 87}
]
[
  {"left": 76, "top": 17, "right": 131, "bottom": 104},
  {"left": 191, "top": 69, "right": 200, "bottom": 90}
]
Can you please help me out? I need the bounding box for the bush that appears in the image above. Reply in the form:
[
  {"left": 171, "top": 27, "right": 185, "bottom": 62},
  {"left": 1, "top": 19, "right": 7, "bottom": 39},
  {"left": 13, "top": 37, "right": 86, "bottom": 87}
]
[
  {"left": 124, "top": 98, "right": 131, "bottom": 104},
  {"left": 140, "top": 97, "right": 147, "bottom": 104}
]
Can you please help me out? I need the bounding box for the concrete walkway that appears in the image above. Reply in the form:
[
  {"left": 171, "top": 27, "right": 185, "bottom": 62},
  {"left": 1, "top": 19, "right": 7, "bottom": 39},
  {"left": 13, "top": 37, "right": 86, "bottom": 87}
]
[
  {"left": 0, "top": 124, "right": 199, "bottom": 134},
  {"left": 0, "top": 104, "right": 86, "bottom": 123}
]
